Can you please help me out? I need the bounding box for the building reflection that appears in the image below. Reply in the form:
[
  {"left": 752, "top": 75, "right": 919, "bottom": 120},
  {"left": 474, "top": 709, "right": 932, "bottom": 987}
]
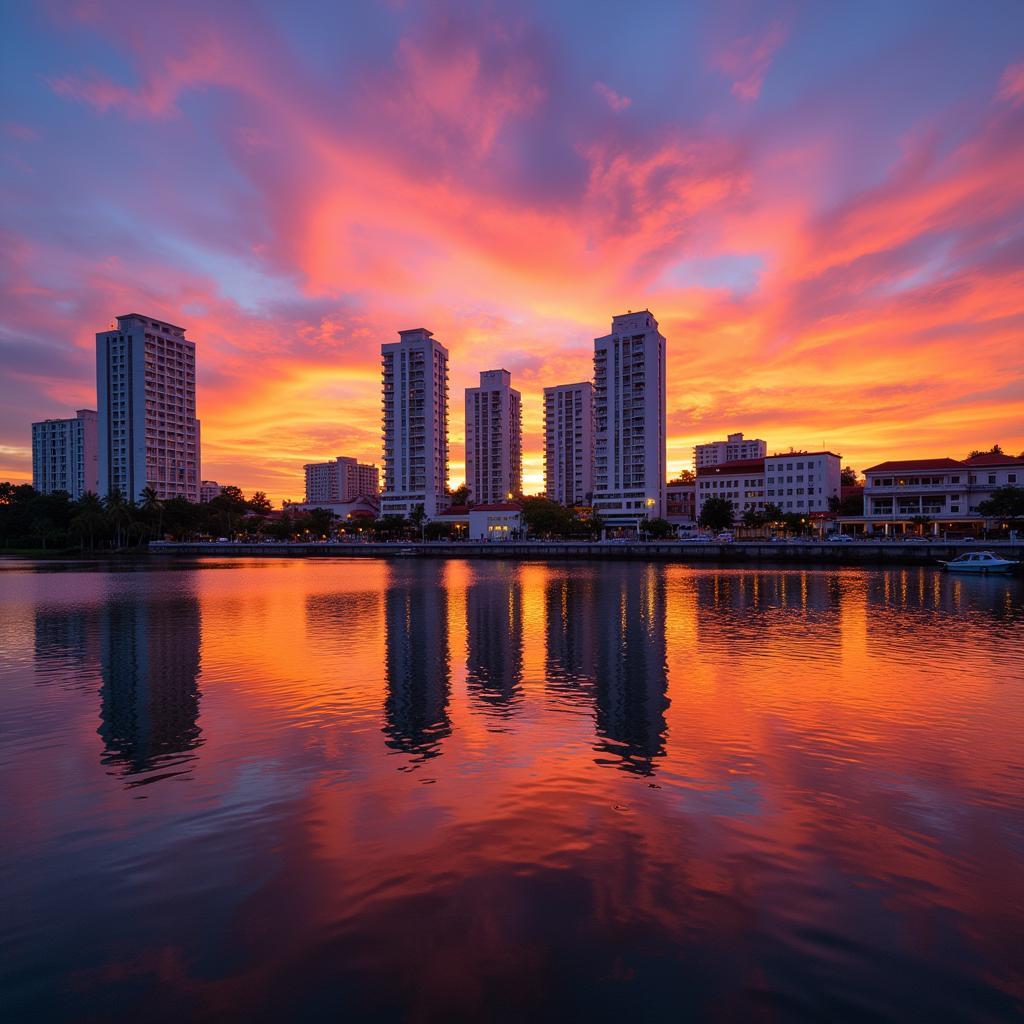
[
  {"left": 544, "top": 574, "right": 596, "bottom": 710},
  {"left": 98, "top": 595, "right": 202, "bottom": 786},
  {"left": 382, "top": 563, "right": 451, "bottom": 762},
  {"left": 34, "top": 605, "right": 100, "bottom": 687},
  {"left": 594, "top": 566, "right": 669, "bottom": 775},
  {"left": 466, "top": 565, "right": 524, "bottom": 723}
]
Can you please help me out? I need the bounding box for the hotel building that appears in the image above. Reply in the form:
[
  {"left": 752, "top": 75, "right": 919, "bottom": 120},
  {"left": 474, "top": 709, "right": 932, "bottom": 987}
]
[
  {"left": 31, "top": 409, "right": 98, "bottom": 499},
  {"left": 694, "top": 432, "right": 767, "bottom": 468},
  {"left": 199, "top": 480, "right": 221, "bottom": 503},
  {"left": 856, "top": 452, "right": 1023, "bottom": 533},
  {"left": 764, "top": 451, "right": 841, "bottom": 514},
  {"left": 593, "top": 310, "right": 666, "bottom": 525},
  {"left": 96, "top": 313, "right": 200, "bottom": 502},
  {"left": 543, "top": 381, "right": 593, "bottom": 506},
  {"left": 465, "top": 369, "right": 522, "bottom": 504},
  {"left": 381, "top": 328, "right": 449, "bottom": 518},
  {"left": 696, "top": 458, "right": 765, "bottom": 520},
  {"left": 304, "top": 456, "right": 379, "bottom": 505}
]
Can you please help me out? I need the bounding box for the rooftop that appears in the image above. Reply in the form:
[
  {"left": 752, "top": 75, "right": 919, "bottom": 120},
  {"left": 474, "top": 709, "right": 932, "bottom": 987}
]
[
  {"left": 962, "top": 452, "right": 1024, "bottom": 466},
  {"left": 863, "top": 458, "right": 964, "bottom": 473},
  {"left": 697, "top": 458, "right": 765, "bottom": 476},
  {"left": 117, "top": 313, "right": 187, "bottom": 332}
]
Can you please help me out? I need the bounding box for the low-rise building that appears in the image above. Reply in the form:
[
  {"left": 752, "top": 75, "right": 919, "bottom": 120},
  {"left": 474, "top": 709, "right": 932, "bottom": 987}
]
[
  {"left": 304, "top": 456, "right": 379, "bottom": 505},
  {"left": 666, "top": 479, "right": 696, "bottom": 524},
  {"left": 851, "top": 452, "right": 1023, "bottom": 533},
  {"left": 696, "top": 458, "right": 765, "bottom": 521},
  {"left": 469, "top": 502, "right": 522, "bottom": 540},
  {"left": 764, "top": 451, "right": 841, "bottom": 515}
]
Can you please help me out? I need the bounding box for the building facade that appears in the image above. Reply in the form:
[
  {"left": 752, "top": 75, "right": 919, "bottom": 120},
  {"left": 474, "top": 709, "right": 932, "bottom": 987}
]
[
  {"left": 764, "top": 451, "right": 841, "bottom": 515},
  {"left": 694, "top": 432, "right": 767, "bottom": 468},
  {"left": 593, "top": 310, "right": 666, "bottom": 526},
  {"left": 855, "top": 452, "right": 1023, "bottom": 533},
  {"left": 666, "top": 479, "right": 696, "bottom": 524},
  {"left": 96, "top": 313, "right": 200, "bottom": 502},
  {"left": 31, "top": 409, "right": 98, "bottom": 499},
  {"left": 304, "top": 456, "right": 379, "bottom": 505},
  {"left": 199, "top": 480, "right": 221, "bottom": 503},
  {"left": 381, "top": 328, "right": 449, "bottom": 518},
  {"left": 543, "top": 382, "right": 593, "bottom": 506},
  {"left": 465, "top": 369, "right": 522, "bottom": 505},
  {"left": 696, "top": 458, "right": 765, "bottom": 521}
]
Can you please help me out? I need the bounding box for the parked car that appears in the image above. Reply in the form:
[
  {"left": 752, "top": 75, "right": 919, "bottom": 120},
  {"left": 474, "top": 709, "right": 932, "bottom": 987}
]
[
  {"left": 716, "top": 532, "right": 735, "bottom": 543},
  {"left": 826, "top": 533, "right": 853, "bottom": 543}
]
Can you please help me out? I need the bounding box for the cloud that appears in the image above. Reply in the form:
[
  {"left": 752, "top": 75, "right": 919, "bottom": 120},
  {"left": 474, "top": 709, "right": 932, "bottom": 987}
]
[
  {"left": 713, "top": 21, "right": 788, "bottom": 101},
  {"left": 593, "top": 81, "right": 631, "bottom": 112},
  {"left": 997, "top": 62, "right": 1024, "bottom": 107}
]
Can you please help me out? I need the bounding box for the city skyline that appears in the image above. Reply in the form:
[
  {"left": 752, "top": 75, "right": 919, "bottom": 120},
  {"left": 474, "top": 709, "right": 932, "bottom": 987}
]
[{"left": 2, "top": 2, "right": 1023, "bottom": 502}]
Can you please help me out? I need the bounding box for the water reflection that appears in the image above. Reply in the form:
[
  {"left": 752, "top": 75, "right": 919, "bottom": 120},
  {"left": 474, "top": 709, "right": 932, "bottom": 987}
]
[
  {"left": 466, "top": 563, "right": 524, "bottom": 724},
  {"left": 593, "top": 566, "right": 669, "bottom": 775},
  {"left": 382, "top": 562, "right": 451, "bottom": 763},
  {"left": 98, "top": 594, "right": 202, "bottom": 786},
  {"left": 544, "top": 573, "right": 596, "bottom": 709}
]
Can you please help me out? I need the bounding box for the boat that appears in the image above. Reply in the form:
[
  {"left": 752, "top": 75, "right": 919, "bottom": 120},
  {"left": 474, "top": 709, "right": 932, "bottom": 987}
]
[{"left": 938, "top": 551, "right": 1019, "bottom": 574}]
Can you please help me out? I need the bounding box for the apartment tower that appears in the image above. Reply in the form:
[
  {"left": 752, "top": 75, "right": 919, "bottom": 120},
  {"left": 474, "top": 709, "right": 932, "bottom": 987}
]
[
  {"left": 694, "top": 432, "right": 767, "bottom": 469},
  {"left": 543, "top": 382, "right": 593, "bottom": 506},
  {"left": 465, "top": 369, "right": 522, "bottom": 505},
  {"left": 96, "top": 314, "right": 200, "bottom": 502},
  {"left": 381, "top": 328, "right": 449, "bottom": 517},
  {"left": 593, "top": 310, "right": 666, "bottom": 526},
  {"left": 31, "top": 409, "right": 99, "bottom": 499},
  {"left": 304, "top": 456, "right": 380, "bottom": 505}
]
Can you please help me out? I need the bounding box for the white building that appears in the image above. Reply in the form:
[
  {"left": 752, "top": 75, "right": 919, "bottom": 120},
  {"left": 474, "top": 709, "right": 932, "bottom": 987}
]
[
  {"left": 856, "top": 452, "right": 1023, "bottom": 533},
  {"left": 199, "top": 480, "right": 221, "bottom": 503},
  {"left": 543, "top": 382, "right": 593, "bottom": 506},
  {"left": 381, "top": 328, "right": 449, "bottom": 518},
  {"left": 764, "top": 451, "right": 841, "bottom": 515},
  {"left": 694, "top": 432, "right": 767, "bottom": 468},
  {"left": 465, "top": 369, "right": 522, "bottom": 505},
  {"left": 31, "top": 409, "right": 98, "bottom": 499},
  {"left": 96, "top": 313, "right": 200, "bottom": 502},
  {"left": 468, "top": 503, "right": 522, "bottom": 540},
  {"left": 666, "top": 479, "right": 696, "bottom": 524},
  {"left": 696, "top": 458, "right": 765, "bottom": 521},
  {"left": 304, "top": 456, "right": 379, "bottom": 505},
  {"left": 593, "top": 310, "right": 666, "bottom": 526}
]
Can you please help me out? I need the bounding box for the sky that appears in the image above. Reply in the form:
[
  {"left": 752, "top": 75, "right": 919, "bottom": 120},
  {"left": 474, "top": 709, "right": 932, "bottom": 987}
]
[{"left": 1, "top": 0, "right": 1023, "bottom": 502}]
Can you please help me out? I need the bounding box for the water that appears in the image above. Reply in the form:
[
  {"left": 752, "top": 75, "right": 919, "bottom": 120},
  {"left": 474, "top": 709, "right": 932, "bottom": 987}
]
[{"left": 2, "top": 558, "right": 1022, "bottom": 1022}]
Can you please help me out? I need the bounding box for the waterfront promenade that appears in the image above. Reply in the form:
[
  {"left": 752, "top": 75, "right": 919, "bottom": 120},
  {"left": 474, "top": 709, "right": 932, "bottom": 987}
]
[{"left": 151, "top": 538, "right": 1024, "bottom": 567}]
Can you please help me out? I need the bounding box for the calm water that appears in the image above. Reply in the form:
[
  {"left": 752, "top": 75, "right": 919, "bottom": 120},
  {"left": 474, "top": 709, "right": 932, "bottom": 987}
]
[{"left": 2, "top": 558, "right": 1023, "bottom": 1022}]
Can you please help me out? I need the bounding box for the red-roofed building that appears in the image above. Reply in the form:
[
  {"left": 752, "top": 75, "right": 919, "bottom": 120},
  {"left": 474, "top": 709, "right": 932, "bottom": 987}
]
[
  {"left": 696, "top": 458, "right": 765, "bottom": 521},
  {"left": 852, "top": 452, "right": 1024, "bottom": 534},
  {"left": 469, "top": 502, "right": 523, "bottom": 540}
]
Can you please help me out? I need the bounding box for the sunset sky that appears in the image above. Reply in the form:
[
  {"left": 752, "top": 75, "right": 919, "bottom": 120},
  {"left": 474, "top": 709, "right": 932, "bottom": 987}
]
[{"left": 2, "top": 0, "right": 1023, "bottom": 501}]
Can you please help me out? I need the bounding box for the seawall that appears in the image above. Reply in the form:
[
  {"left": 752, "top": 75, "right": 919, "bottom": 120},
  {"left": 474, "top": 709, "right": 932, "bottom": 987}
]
[{"left": 149, "top": 540, "right": 1024, "bottom": 568}]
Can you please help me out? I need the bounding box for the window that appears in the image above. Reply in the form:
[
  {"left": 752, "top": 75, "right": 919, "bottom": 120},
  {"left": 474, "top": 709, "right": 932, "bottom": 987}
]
[{"left": 1010, "top": 475, "right": 1017, "bottom": 484}]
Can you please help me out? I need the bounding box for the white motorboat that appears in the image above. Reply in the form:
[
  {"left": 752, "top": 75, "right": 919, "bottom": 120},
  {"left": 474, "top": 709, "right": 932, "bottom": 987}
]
[{"left": 938, "top": 551, "right": 1019, "bottom": 574}]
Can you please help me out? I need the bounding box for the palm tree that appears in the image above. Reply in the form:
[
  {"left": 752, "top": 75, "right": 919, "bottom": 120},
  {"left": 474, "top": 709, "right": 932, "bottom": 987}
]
[
  {"left": 103, "top": 489, "right": 131, "bottom": 549},
  {"left": 139, "top": 486, "right": 164, "bottom": 540},
  {"left": 70, "top": 492, "right": 105, "bottom": 551}
]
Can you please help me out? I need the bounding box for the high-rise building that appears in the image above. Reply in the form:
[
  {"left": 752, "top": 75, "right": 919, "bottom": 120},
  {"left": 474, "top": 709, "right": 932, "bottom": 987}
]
[
  {"left": 592, "top": 310, "right": 666, "bottom": 526},
  {"left": 694, "top": 432, "right": 767, "bottom": 468},
  {"left": 381, "top": 328, "right": 449, "bottom": 518},
  {"left": 543, "top": 382, "right": 593, "bottom": 506},
  {"left": 96, "top": 313, "right": 200, "bottom": 502},
  {"left": 31, "top": 409, "right": 98, "bottom": 498},
  {"left": 199, "top": 481, "right": 222, "bottom": 503},
  {"left": 465, "top": 369, "right": 522, "bottom": 505},
  {"left": 304, "top": 456, "right": 379, "bottom": 504}
]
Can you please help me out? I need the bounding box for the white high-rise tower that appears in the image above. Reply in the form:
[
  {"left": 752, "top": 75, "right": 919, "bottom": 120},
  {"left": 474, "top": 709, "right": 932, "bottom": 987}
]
[
  {"left": 381, "top": 328, "right": 449, "bottom": 518},
  {"left": 592, "top": 310, "right": 666, "bottom": 527},
  {"left": 96, "top": 314, "right": 200, "bottom": 502},
  {"left": 543, "top": 382, "right": 593, "bottom": 506},
  {"left": 465, "top": 369, "right": 522, "bottom": 505}
]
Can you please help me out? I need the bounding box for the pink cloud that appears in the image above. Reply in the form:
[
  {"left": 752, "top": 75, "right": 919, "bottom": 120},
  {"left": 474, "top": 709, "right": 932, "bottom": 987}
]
[
  {"left": 593, "top": 81, "right": 631, "bottom": 112},
  {"left": 997, "top": 62, "right": 1024, "bottom": 107},
  {"left": 714, "top": 21, "right": 788, "bottom": 101}
]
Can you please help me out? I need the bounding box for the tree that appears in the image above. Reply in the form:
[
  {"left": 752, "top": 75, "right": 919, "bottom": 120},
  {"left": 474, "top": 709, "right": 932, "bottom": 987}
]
[
  {"left": 977, "top": 486, "right": 1024, "bottom": 524},
  {"left": 249, "top": 491, "right": 272, "bottom": 514},
  {"left": 408, "top": 503, "right": 427, "bottom": 537},
  {"left": 910, "top": 514, "right": 933, "bottom": 536},
  {"left": 699, "top": 497, "right": 734, "bottom": 532},
  {"left": 742, "top": 508, "right": 766, "bottom": 528},
  {"left": 840, "top": 466, "right": 858, "bottom": 486},
  {"left": 669, "top": 470, "right": 695, "bottom": 485},
  {"left": 782, "top": 512, "right": 809, "bottom": 535},
  {"left": 644, "top": 517, "right": 675, "bottom": 539},
  {"left": 830, "top": 491, "right": 865, "bottom": 516},
  {"left": 70, "top": 492, "right": 106, "bottom": 551},
  {"left": 139, "top": 486, "right": 164, "bottom": 540},
  {"left": 103, "top": 489, "right": 132, "bottom": 549},
  {"left": 210, "top": 485, "right": 248, "bottom": 538},
  {"left": 371, "top": 515, "right": 409, "bottom": 538},
  {"left": 520, "top": 496, "right": 574, "bottom": 537},
  {"left": 967, "top": 444, "right": 1004, "bottom": 458},
  {"left": 447, "top": 483, "right": 470, "bottom": 506},
  {"left": 424, "top": 521, "right": 454, "bottom": 540},
  {"left": 306, "top": 507, "right": 336, "bottom": 538},
  {"left": 762, "top": 502, "right": 783, "bottom": 523}
]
